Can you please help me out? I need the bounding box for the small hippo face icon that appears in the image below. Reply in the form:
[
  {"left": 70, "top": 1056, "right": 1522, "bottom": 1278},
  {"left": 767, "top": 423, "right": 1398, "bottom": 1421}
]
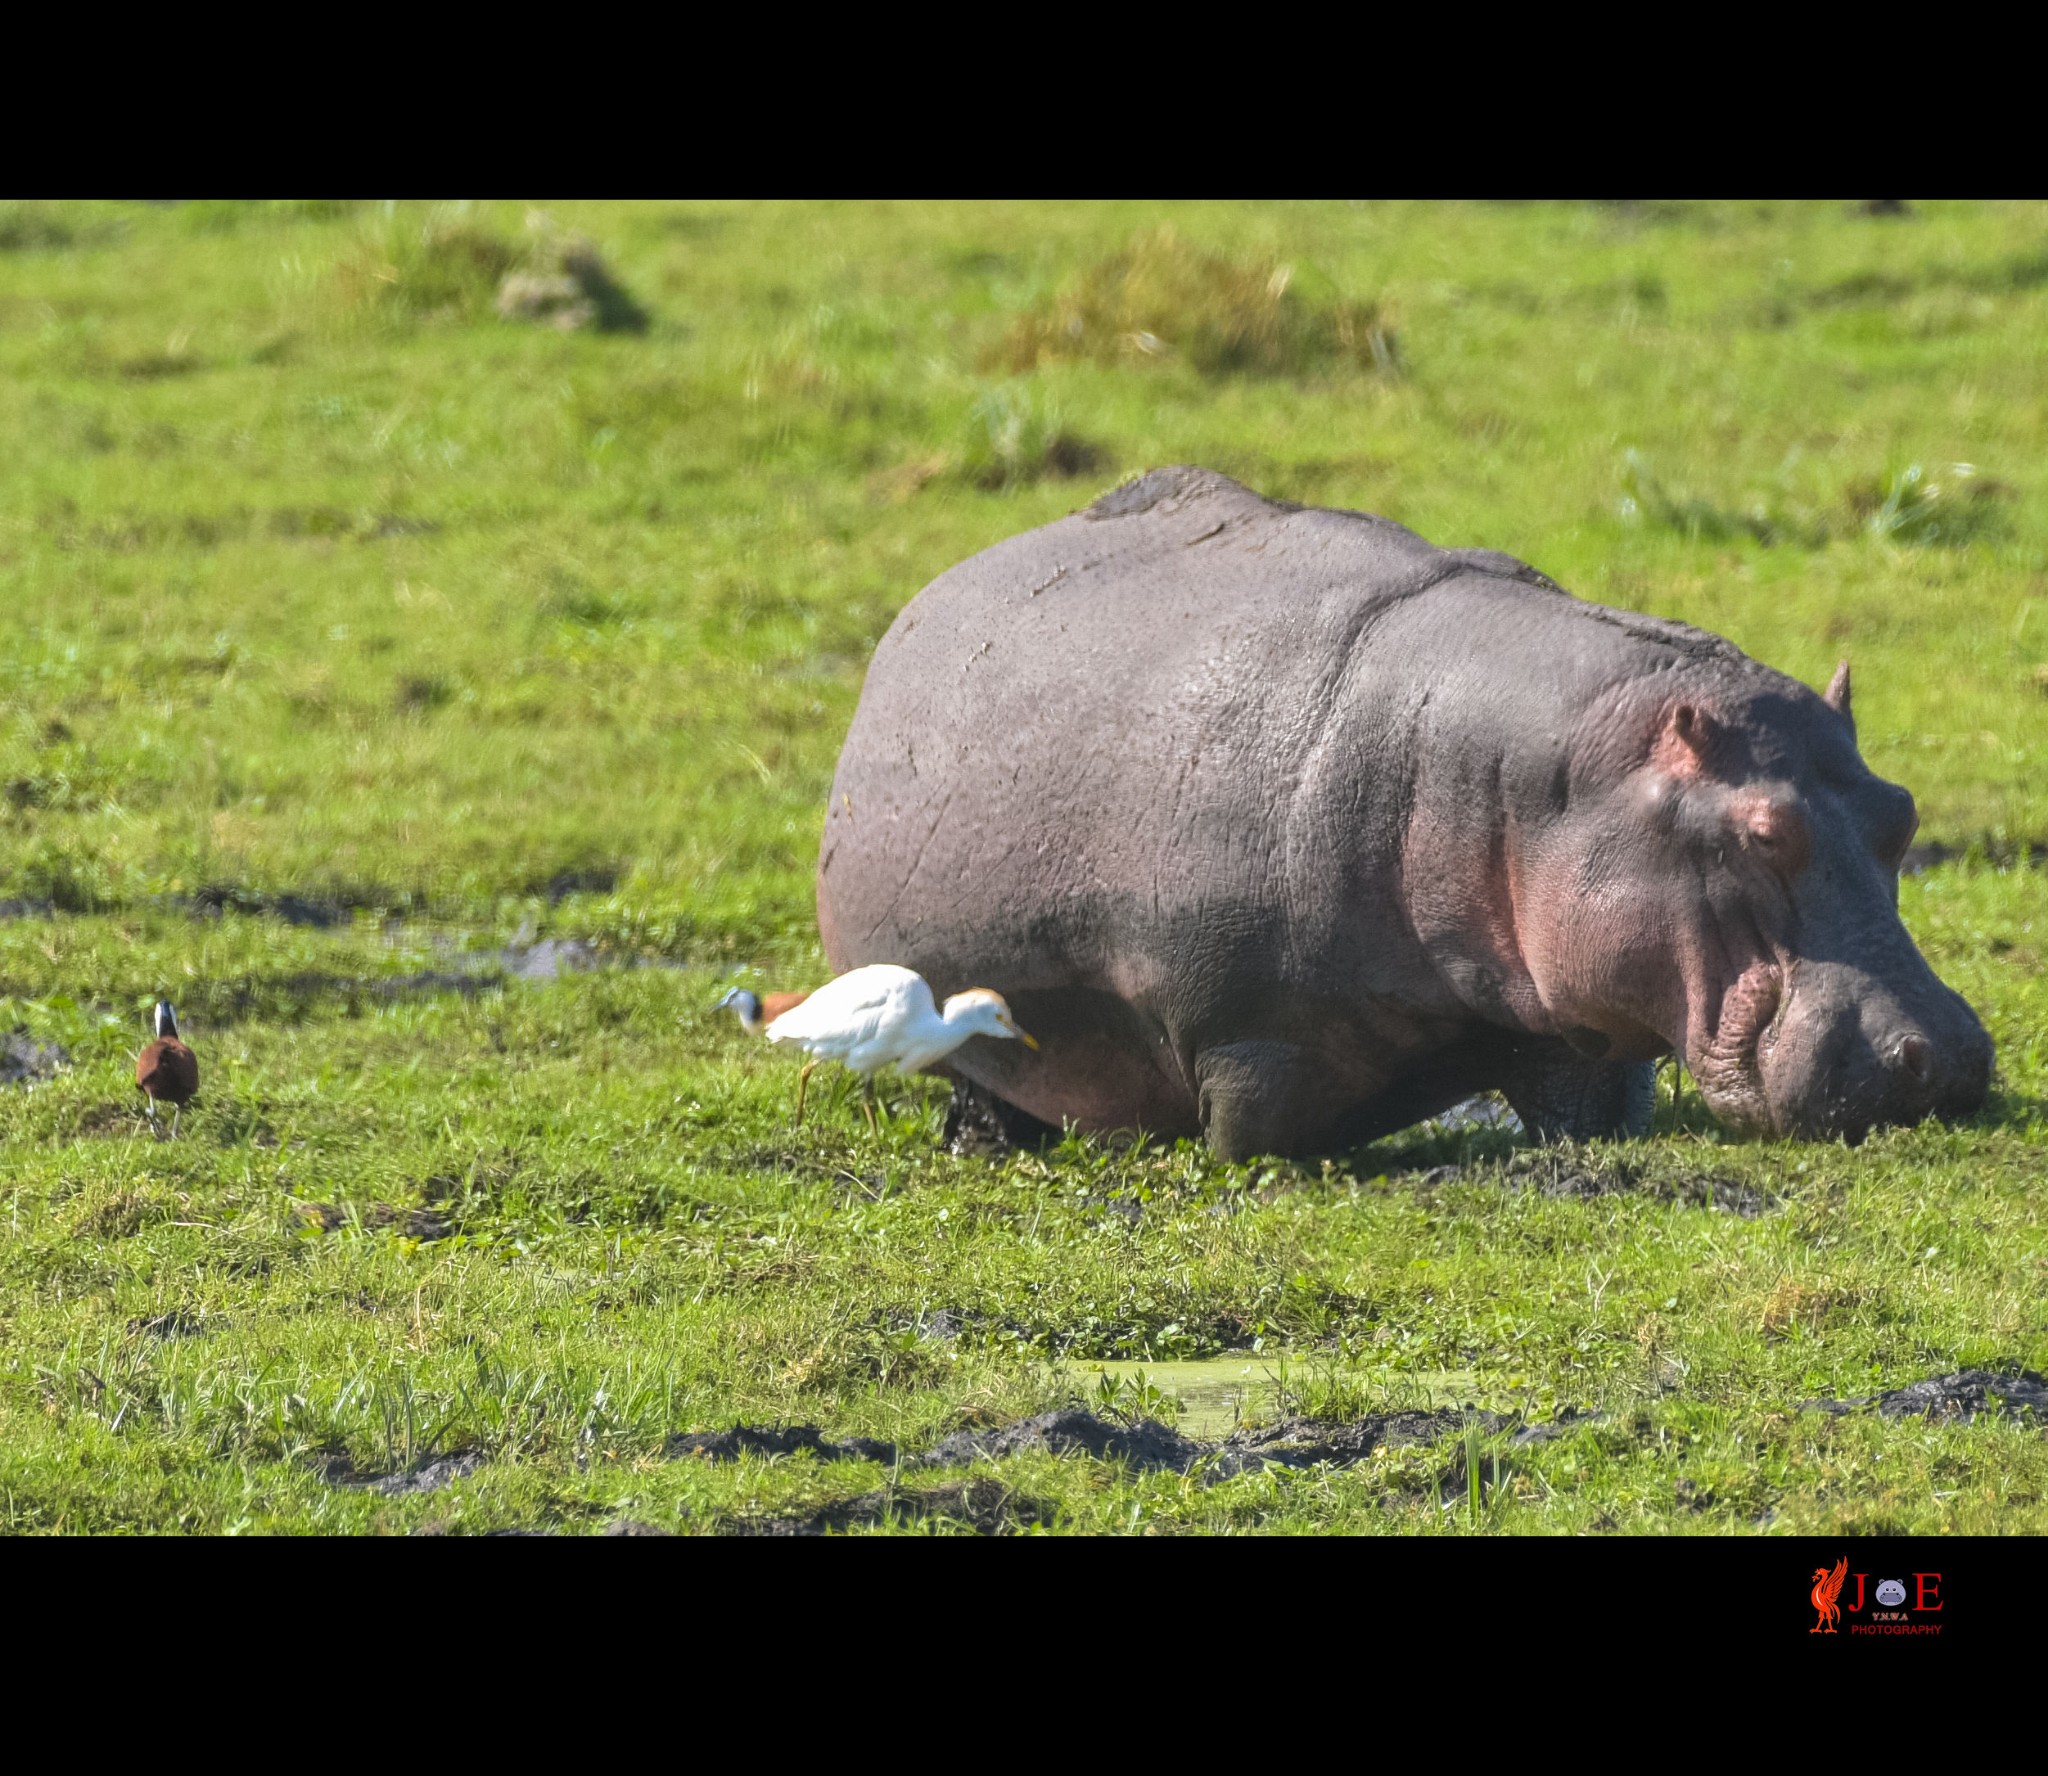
[{"left": 1876, "top": 1579, "right": 1907, "bottom": 1607}]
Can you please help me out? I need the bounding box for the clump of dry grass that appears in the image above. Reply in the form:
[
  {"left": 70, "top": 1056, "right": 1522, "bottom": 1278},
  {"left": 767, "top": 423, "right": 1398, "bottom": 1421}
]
[
  {"left": 332, "top": 206, "right": 648, "bottom": 333},
  {"left": 334, "top": 205, "right": 521, "bottom": 322},
  {"left": 1760, "top": 1275, "right": 1863, "bottom": 1338},
  {"left": 871, "top": 384, "right": 1105, "bottom": 500},
  {"left": 956, "top": 384, "right": 1104, "bottom": 489},
  {"left": 69, "top": 1187, "right": 174, "bottom": 1240},
  {"left": 993, "top": 228, "right": 1395, "bottom": 377}
]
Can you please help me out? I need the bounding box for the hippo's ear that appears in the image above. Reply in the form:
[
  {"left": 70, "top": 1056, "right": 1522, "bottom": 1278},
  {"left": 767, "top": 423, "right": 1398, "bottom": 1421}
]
[
  {"left": 1822, "top": 659, "right": 1854, "bottom": 730},
  {"left": 1657, "top": 701, "right": 1718, "bottom": 777}
]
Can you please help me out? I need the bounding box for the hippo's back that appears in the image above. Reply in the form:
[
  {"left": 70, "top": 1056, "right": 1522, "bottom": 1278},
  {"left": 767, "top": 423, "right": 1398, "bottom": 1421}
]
[{"left": 819, "top": 467, "right": 1567, "bottom": 983}]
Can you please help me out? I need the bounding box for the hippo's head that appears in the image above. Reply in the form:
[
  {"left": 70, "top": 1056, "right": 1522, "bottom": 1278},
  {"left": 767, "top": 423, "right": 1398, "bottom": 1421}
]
[{"left": 1523, "top": 661, "right": 1991, "bottom": 1139}]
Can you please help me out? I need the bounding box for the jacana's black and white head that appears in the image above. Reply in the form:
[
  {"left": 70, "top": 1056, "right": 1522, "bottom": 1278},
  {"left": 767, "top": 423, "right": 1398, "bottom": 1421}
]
[
  {"left": 717, "top": 987, "right": 765, "bottom": 1035},
  {"left": 153, "top": 1000, "right": 179, "bottom": 1041}
]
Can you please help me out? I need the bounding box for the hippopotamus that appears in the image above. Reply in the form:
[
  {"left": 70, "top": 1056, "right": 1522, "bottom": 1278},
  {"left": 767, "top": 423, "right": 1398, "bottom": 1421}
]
[{"left": 817, "top": 467, "right": 1992, "bottom": 1158}]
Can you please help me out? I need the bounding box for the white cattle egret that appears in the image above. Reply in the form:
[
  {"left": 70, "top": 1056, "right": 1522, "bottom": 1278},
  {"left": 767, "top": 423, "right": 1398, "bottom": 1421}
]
[{"left": 765, "top": 964, "right": 1037, "bottom": 1130}]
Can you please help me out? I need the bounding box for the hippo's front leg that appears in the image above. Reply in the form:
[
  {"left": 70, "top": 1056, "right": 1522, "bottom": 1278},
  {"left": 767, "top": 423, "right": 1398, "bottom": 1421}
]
[
  {"left": 1195, "top": 1039, "right": 1346, "bottom": 1162},
  {"left": 1498, "top": 1041, "right": 1656, "bottom": 1142}
]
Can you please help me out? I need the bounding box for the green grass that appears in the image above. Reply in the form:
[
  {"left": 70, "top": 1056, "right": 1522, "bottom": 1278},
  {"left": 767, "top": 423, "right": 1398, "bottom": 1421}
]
[{"left": 3, "top": 199, "right": 2047, "bottom": 1533}]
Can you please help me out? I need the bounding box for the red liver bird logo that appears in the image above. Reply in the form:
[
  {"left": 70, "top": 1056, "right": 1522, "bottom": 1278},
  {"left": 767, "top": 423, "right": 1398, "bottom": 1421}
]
[{"left": 1810, "top": 1557, "right": 1849, "bottom": 1632}]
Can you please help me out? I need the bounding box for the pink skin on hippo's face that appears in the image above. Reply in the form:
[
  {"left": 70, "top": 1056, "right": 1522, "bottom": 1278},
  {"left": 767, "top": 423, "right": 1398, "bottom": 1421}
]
[{"left": 1517, "top": 670, "right": 1991, "bottom": 1140}]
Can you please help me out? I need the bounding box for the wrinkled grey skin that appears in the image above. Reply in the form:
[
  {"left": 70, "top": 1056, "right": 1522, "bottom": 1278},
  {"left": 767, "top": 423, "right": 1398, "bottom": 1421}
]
[{"left": 818, "top": 468, "right": 1992, "bottom": 1159}]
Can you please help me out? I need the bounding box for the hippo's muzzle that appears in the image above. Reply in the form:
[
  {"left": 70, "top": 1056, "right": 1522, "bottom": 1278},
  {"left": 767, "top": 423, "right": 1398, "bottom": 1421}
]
[{"left": 1746, "top": 960, "right": 1993, "bottom": 1140}]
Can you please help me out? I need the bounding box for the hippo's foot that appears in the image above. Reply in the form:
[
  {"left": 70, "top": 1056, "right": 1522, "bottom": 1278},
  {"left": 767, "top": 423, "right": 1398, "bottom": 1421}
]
[
  {"left": 944, "top": 1076, "right": 1061, "bottom": 1157},
  {"left": 1499, "top": 1043, "right": 1655, "bottom": 1142},
  {"left": 1197, "top": 1039, "right": 1361, "bottom": 1162}
]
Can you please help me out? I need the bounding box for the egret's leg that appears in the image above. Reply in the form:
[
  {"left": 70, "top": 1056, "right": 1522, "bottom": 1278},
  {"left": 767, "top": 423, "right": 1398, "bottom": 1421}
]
[
  {"left": 794, "top": 1061, "right": 818, "bottom": 1127},
  {"left": 860, "top": 1076, "right": 878, "bottom": 1136}
]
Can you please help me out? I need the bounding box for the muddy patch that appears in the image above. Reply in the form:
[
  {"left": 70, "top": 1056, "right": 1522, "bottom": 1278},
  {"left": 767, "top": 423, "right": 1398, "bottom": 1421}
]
[
  {"left": 499, "top": 938, "right": 601, "bottom": 982},
  {"left": 127, "top": 1308, "right": 213, "bottom": 1339},
  {"left": 1420, "top": 1148, "right": 1774, "bottom": 1217},
  {"left": 366, "top": 1203, "right": 454, "bottom": 1241},
  {"left": 180, "top": 966, "right": 507, "bottom": 1027},
  {"left": 1433, "top": 1094, "right": 1524, "bottom": 1135},
  {"left": 60, "top": 938, "right": 679, "bottom": 1033},
  {"left": 190, "top": 884, "right": 352, "bottom": 928},
  {"left": 1804, "top": 1368, "right": 2048, "bottom": 1424},
  {"left": 1074, "top": 1356, "right": 1477, "bottom": 1439},
  {"left": 668, "top": 1423, "right": 899, "bottom": 1465},
  {"left": 18, "top": 941, "right": 702, "bottom": 1042},
  {"left": 664, "top": 1404, "right": 1596, "bottom": 1530},
  {"left": 294, "top": 1201, "right": 455, "bottom": 1240},
  {"left": 3, "top": 1028, "right": 68, "bottom": 1086},
  {"left": 316, "top": 1449, "right": 485, "bottom": 1495},
  {"left": 1214, "top": 1409, "right": 1489, "bottom": 1477},
  {"left": 919, "top": 1404, "right": 1595, "bottom": 1480},
  {"left": 73, "top": 1102, "right": 148, "bottom": 1138},
  {"left": 538, "top": 867, "right": 619, "bottom": 903},
  {"left": 726, "top": 1476, "right": 1057, "bottom": 1537},
  {"left": 943, "top": 1076, "right": 1062, "bottom": 1157},
  {"left": 920, "top": 1408, "right": 1206, "bottom": 1474}
]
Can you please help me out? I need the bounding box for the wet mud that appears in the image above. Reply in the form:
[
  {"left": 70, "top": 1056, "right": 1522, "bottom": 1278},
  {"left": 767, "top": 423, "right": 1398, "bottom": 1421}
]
[
  {"left": 1804, "top": 1368, "right": 2048, "bottom": 1423},
  {"left": 8, "top": 938, "right": 660, "bottom": 1044},
  {"left": 498, "top": 939, "right": 603, "bottom": 982},
  {"left": 919, "top": 1409, "right": 1205, "bottom": 1473},
  {"left": 127, "top": 1309, "right": 212, "bottom": 1340},
  {"left": 726, "top": 1476, "right": 1057, "bottom": 1537},
  {"left": 670, "top": 1403, "right": 1598, "bottom": 1503},
  {"left": 317, "top": 1449, "right": 485, "bottom": 1495},
  {"left": 72, "top": 1102, "right": 148, "bottom": 1138},
  {"left": 190, "top": 885, "right": 354, "bottom": 928},
  {"left": 295, "top": 1201, "right": 454, "bottom": 1240},
  {"left": 3, "top": 1028, "right": 68, "bottom": 1086},
  {"left": 944, "top": 1076, "right": 1062, "bottom": 1157},
  {"left": 1407, "top": 1148, "right": 1772, "bottom": 1217},
  {"left": 203, "top": 938, "right": 607, "bottom": 1020},
  {"left": 668, "top": 1423, "right": 900, "bottom": 1465}
]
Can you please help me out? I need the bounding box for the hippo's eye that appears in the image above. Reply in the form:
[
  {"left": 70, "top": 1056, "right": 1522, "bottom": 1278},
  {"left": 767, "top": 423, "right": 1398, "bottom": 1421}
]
[{"left": 1739, "top": 800, "right": 1810, "bottom": 875}]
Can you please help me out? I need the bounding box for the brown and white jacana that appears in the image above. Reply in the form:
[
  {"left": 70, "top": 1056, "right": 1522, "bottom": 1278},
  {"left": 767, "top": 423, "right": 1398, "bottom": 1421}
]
[{"left": 135, "top": 1000, "right": 199, "bottom": 1138}]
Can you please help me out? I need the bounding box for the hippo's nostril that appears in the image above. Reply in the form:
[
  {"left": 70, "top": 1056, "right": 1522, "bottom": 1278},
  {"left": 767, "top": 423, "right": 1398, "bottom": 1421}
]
[{"left": 1894, "top": 1033, "right": 1935, "bottom": 1085}]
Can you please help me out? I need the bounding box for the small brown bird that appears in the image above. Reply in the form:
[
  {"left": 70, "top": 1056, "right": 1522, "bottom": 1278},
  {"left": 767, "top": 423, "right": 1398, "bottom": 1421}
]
[
  {"left": 135, "top": 1000, "right": 198, "bottom": 1138},
  {"left": 717, "top": 986, "right": 812, "bottom": 1037}
]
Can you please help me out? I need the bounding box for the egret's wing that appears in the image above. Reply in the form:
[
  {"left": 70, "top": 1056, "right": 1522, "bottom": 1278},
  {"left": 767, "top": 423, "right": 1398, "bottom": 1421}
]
[
  {"left": 765, "top": 964, "right": 931, "bottom": 1064},
  {"left": 764, "top": 967, "right": 902, "bottom": 1039}
]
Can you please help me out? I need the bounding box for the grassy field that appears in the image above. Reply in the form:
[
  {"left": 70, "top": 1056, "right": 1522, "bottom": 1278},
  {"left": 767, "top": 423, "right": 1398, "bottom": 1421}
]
[{"left": 2, "top": 198, "right": 2045, "bottom": 1534}]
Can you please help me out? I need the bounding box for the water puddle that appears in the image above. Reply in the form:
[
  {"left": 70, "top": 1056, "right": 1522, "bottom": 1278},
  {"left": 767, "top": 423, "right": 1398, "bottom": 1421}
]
[
  {"left": 1434, "top": 1094, "right": 1523, "bottom": 1135},
  {"left": 1067, "top": 1354, "right": 1478, "bottom": 1441}
]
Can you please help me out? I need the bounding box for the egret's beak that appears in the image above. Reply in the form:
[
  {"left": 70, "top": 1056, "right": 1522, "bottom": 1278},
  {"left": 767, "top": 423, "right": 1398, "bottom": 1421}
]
[{"left": 1014, "top": 1028, "right": 1040, "bottom": 1051}]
